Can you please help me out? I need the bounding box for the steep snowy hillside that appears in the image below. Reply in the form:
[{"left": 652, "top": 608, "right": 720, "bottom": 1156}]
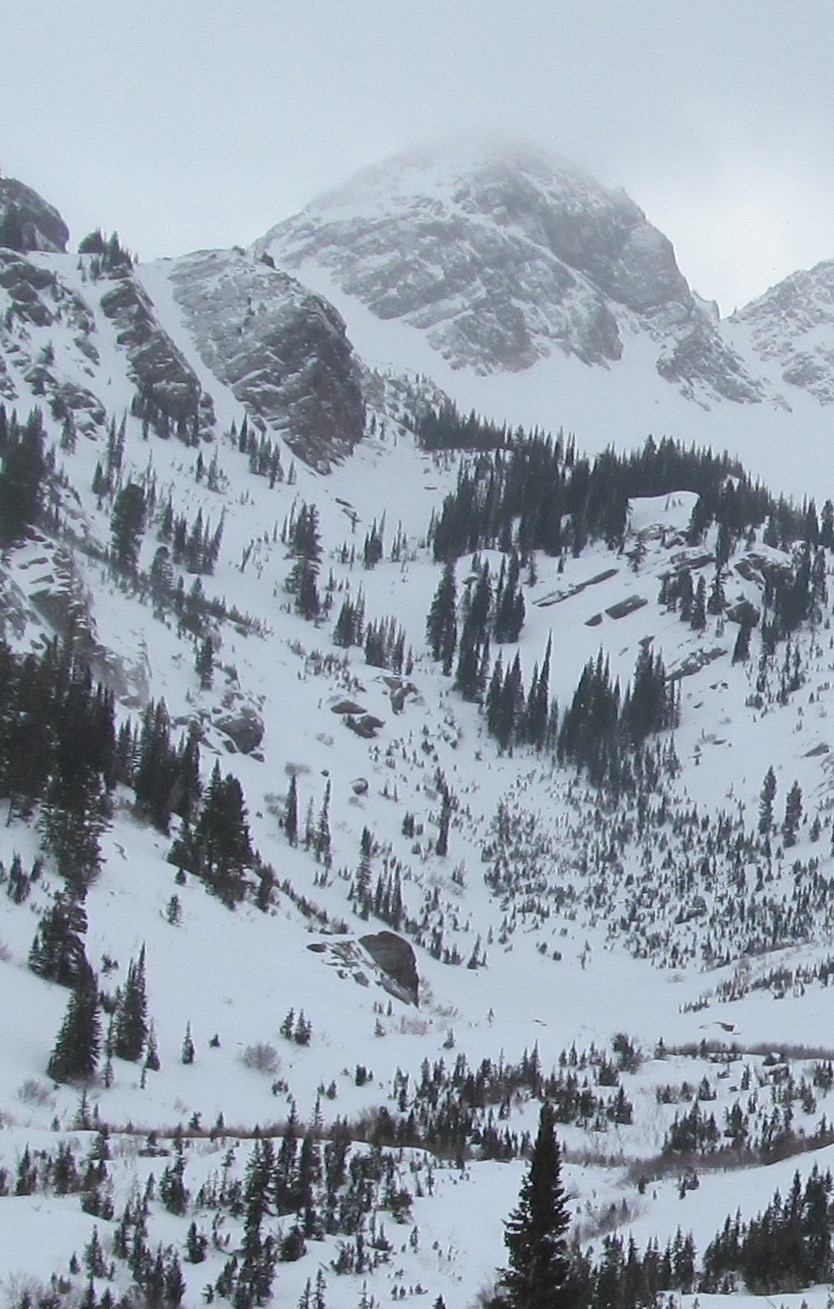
[{"left": 5, "top": 166, "right": 834, "bottom": 1309}]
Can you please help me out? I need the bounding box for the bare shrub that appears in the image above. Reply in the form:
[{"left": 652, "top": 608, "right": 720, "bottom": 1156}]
[
  {"left": 17, "top": 1079, "right": 55, "bottom": 1107},
  {"left": 241, "top": 1042, "right": 280, "bottom": 1075}
]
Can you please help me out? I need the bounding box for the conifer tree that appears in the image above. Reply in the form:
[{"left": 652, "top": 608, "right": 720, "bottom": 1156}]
[
  {"left": 47, "top": 963, "right": 101, "bottom": 1083},
  {"left": 455, "top": 563, "right": 491, "bottom": 701},
  {"left": 0, "top": 409, "right": 46, "bottom": 543},
  {"left": 195, "top": 635, "right": 214, "bottom": 690},
  {"left": 181, "top": 1021, "right": 195, "bottom": 1065},
  {"left": 314, "top": 779, "right": 332, "bottom": 865},
  {"left": 110, "top": 483, "right": 146, "bottom": 572},
  {"left": 782, "top": 779, "right": 803, "bottom": 847},
  {"left": 114, "top": 945, "right": 149, "bottom": 1062},
  {"left": 237, "top": 1136, "right": 278, "bottom": 1305},
  {"left": 284, "top": 774, "right": 299, "bottom": 846},
  {"left": 494, "top": 1102, "right": 575, "bottom": 1309},
  {"left": 29, "top": 891, "right": 89, "bottom": 986},
  {"left": 527, "top": 637, "right": 552, "bottom": 751},
  {"left": 286, "top": 502, "right": 322, "bottom": 620},
  {"left": 426, "top": 561, "right": 457, "bottom": 675},
  {"left": 759, "top": 766, "right": 777, "bottom": 835}
]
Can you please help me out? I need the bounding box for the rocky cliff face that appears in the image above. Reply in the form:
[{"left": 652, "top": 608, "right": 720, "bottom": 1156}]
[
  {"left": 0, "top": 176, "right": 69, "bottom": 253},
  {"left": 259, "top": 140, "right": 762, "bottom": 404},
  {"left": 729, "top": 261, "right": 834, "bottom": 405},
  {"left": 100, "top": 268, "right": 216, "bottom": 438},
  {"left": 169, "top": 248, "right": 365, "bottom": 470},
  {"left": 0, "top": 249, "right": 106, "bottom": 427}
]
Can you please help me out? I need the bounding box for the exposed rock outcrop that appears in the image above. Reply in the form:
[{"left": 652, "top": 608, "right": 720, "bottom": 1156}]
[
  {"left": 0, "top": 251, "right": 106, "bottom": 426},
  {"left": 360, "top": 930, "right": 419, "bottom": 1005},
  {"left": 730, "top": 260, "right": 834, "bottom": 405},
  {"left": 100, "top": 270, "right": 216, "bottom": 437},
  {"left": 0, "top": 176, "right": 69, "bottom": 253},
  {"left": 169, "top": 249, "right": 365, "bottom": 470}
]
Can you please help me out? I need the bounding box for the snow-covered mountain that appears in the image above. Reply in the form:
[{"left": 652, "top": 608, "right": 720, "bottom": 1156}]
[
  {"left": 258, "top": 139, "right": 765, "bottom": 404},
  {"left": 256, "top": 142, "right": 834, "bottom": 501},
  {"left": 5, "top": 156, "right": 834, "bottom": 1309},
  {"left": 728, "top": 258, "right": 834, "bottom": 404}
]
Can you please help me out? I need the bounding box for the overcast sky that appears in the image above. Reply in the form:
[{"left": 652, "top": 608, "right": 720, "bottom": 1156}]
[{"left": 3, "top": 1, "right": 833, "bottom": 315}]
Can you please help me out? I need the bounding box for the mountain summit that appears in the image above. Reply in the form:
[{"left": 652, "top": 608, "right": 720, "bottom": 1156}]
[{"left": 258, "top": 138, "right": 762, "bottom": 404}]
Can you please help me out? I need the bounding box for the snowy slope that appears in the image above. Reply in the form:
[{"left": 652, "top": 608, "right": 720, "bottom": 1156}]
[{"left": 4, "top": 164, "right": 834, "bottom": 1309}]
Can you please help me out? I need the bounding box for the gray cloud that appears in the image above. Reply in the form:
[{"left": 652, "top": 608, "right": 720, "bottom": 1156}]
[{"left": 3, "top": 0, "right": 834, "bottom": 312}]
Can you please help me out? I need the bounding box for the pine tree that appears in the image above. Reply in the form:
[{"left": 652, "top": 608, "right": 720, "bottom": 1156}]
[
  {"left": 195, "top": 635, "right": 214, "bottom": 690},
  {"left": 284, "top": 773, "right": 299, "bottom": 846},
  {"left": 782, "top": 780, "right": 803, "bottom": 847},
  {"left": 110, "top": 483, "right": 146, "bottom": 572},
  {"left": 113, "top": 945, "right": 148, "bottom": 1062},
  {"left": 494, "top": 1102, "right": 575, "bottom": 1309},
  {"left": 759, "top": 766, "right": 777, "bottom": 835},
  {"left": 236, "top": 1136, "right": 277, "bottom": 1306},
  {"left": 314, "top": 779, "right": 332, "bottom": 865},
  {"left": 690, "top": 575, "right": 707, "bottom": 631},
  {"left": 455, "top": 563, "right": 491, "bottom": 701},
  {"left": 286, "top": 503, "right": 322, "bottom": 620},
  {"left": 47, "top": 963, "right": 101, "bottom": 1083},
  {"left": 29, "top": 891, "right": 89, "bottom": 986},
  {"left": 436, "top": 784, "right": 452, "bottom": 858},
  {"left": 181, "top": 1021, "right": 195, "bottom": 1065},
  {"left": 426, "top": 561, "right": 457, "bottom": 675},
  {"left": 0, "top": 409, "right": 46, "bottom": 543}
]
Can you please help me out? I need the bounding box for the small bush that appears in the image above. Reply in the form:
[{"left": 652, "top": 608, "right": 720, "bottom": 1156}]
[
  {"left": 17, "top": 1079, "right": 55, "bottom": 1107},
  {"left": 241, "top": 1042, "right": 280, "bottom": 1074}
]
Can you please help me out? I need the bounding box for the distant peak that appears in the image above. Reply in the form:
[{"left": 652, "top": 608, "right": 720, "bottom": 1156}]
[{"left": 308, "top": 134, "right": 606, "bottom": 216}]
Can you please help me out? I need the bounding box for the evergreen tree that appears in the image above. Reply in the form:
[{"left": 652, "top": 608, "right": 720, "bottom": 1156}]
[
  {"left": 113, "top": 945, "right": 149, "bottom": 1062},
  {"left": 314, "top": 779, "right": 331, "bottom": 865},
  {"left": 759, "top": 766, "right": 777, "bottom": 835},
  {"left": 237, "top": 1136, "right": 278, "bottom": 1306},
  {"left": 0, "top": 409, "right": 46, "bottom": 543},
  {"left": 690, "top": 575, "right": 707, "bottom": 631},
  {"left": 195, "top": 635, "right": 214, "bottom": 690},
  {"left": 494, "top": 1102, "right": 575, "bottom": 1309},
  {"left": 436, "top": 785, "right": 452, "bottom": 858},
  {"left": 285, "top": 503, "right": 322, "bottom": 620},
  {"left": 526, "top": 638, "right": 552, "bottom": 751},
  {"left": 29, "top": 891, "right": 89, "bottom": 986},
  {"left": 110, "top": 483, "right": 146, "bottom": 572},
  {"left": 455, "top": 563, "right": 491, "bottom": 701},
  {"left": 170, "top": 760, "right": 254, "bottom": 905},
  {"left": 47, "top": 963, "right": 101, "bottom": 1083},
  {"left": 494, "top": 552, "right": 526, "bottom": 642},
  {"left": 426, "top": 561, "right": 457, "bottom": 675},
  {"left": 181, "top": 1021, "right": 195, "bottom": 1065},
  {"left": 782, "top": 780, "right": 803, "bottom": 847},
  {"left": 284, "top": 773, "right": 299, "bottom": 846}
]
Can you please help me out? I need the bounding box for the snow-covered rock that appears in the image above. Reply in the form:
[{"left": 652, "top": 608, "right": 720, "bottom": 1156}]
[
  {"left": 168, "top": 248, "right": 365, "bottom": 469},
  {"left": 259, "top": 138, "right": 763, "bottom": 403}
]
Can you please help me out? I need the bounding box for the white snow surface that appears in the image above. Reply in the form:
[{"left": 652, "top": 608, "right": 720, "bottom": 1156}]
[{"left": 4, "top": 202, "right": 834, "bottom": 1309}]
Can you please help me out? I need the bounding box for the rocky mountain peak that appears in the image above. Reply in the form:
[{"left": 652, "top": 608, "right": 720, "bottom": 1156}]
[
  {"left": 258, "top": 138, "right": 761, "bottom": 404},
  {"left": 0, "top": 175, "right": 69, "bottom": 253},
  {"left": 728, "top": 259, "right": 834, "bottom": 404}
]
